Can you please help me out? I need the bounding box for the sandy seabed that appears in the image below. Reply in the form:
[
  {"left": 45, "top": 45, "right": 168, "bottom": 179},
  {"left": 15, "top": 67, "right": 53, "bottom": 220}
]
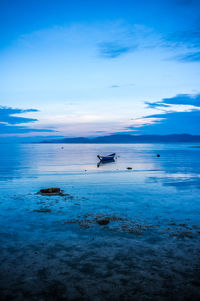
[{"left": 0, "top": 192, "right": 200, "bottom": 301}]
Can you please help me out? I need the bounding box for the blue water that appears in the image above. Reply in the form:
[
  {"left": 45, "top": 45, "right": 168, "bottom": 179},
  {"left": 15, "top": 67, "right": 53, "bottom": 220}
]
[
  {"left": 1, "top": 143, "right": 200, "bottom": 210},
  {"left": 0, "top": 143, "right": 200, "bottom": 236},
  {"left": 0, "top": 143, "right": 200, "bottom": 300}
]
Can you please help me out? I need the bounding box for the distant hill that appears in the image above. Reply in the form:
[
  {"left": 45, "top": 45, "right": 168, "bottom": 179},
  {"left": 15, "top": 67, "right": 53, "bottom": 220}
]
[{"left": 40, "top": 134, "right": 200, "bottom": 143}]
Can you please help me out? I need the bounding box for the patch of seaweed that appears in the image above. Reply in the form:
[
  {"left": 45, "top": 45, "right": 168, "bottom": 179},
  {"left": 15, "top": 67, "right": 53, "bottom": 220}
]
[
  {"left": 62, "top": 214, "right": 157, "bottom": 235},
  {"left": 36, "top": 188, "right": 73, "bottom": 198},
  {"left": 33, "top": 208, "right": 52, "bottom": 213},
  {"left": 169, "top": 229, "right": 195, "bottom": 239}
]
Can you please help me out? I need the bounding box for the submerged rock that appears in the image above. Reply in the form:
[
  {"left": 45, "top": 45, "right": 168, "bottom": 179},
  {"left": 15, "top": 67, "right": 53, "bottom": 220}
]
[
  {"left": 157, "top": 154, "right": 160, "bottom": 157},
  {"left": 97, "top": 219, "right": 110, "bottom": 225},
  {"left": 38, "top": 188, "right": 64, "bottom": 196},
  {"left": 40, "top": 188, "right": 60, "bottom": 193},
  {"left": 33, "top": 208, "right": 52, "bottom": 213},
  {"left": 169, "top": 230, "right": 194, "bottom": 239}
]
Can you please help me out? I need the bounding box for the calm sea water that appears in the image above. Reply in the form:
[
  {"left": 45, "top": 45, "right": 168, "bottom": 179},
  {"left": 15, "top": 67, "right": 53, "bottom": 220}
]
[
  {"left": 0, "top": 143, "right": 200, "bottom": 220},
  {"left": 0, "top": 143, "right": 200, "bottom": 300}
]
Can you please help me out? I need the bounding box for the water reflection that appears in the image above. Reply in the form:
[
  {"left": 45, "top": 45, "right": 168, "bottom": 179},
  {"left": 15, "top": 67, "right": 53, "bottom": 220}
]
[
  {"left": 0, "top": 144, "right": 30, "bottom": 181},
  {"left": 147, "top": 175, "right": 200, "bottom": 190},
  {"left": 0, "top": 143, "right": 199, "bottom": 189},
  {"left": 97, "top": 158, "right": 115, "bottom": 168}
]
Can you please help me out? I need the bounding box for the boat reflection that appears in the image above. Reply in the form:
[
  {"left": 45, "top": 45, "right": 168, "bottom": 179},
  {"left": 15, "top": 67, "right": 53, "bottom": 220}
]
[{"left": 97, "top": 158, "right": 115, "bottom": 168}]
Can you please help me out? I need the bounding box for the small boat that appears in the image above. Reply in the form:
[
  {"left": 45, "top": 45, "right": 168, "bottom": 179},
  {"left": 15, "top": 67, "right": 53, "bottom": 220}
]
[{"left": 97, "top": 153, "right": 116, "bottom": 162}]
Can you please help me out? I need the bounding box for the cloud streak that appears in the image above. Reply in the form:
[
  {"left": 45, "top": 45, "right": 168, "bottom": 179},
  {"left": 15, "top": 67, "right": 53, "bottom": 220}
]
[
  {"left": 164, "top": 23, "right": 200, "bottom": 62},
  {"left": 176, "top": 51, "right": 200, "bottom": 62},
  {"left": 146, "top": 93, "right": 200, "bottom": 108},
  {"left": 98, "top": 41, "right": 136, "bottom": 58},
  {"left": 0, "top": 106, "right": 55, "bottom": 135},
  {"left": 139, "top": 110, "right": 200, "bottom": 135},
  {"left": 128, "top": 93, "right": 200, "bottom": 135},
  {"left": 0, "top": 106, "right": 38, "bottom": 124},
  {"left": 125, "top": 110, "right": 200, "bottom": 135}
]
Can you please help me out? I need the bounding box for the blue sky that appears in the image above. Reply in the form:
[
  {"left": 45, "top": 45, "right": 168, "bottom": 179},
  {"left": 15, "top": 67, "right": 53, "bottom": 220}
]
[{"left": 0, "top": 0, "right": 200, "bottom": 140}]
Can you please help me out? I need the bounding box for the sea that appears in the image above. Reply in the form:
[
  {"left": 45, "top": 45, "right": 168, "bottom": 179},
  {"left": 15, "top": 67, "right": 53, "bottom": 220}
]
[{"left": 0, "top": 143, "right": 200, "bottom": 300}]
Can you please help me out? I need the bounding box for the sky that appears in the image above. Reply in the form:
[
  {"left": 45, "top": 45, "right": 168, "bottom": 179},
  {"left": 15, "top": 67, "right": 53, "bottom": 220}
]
[{"left": 0, "top": 0, "right": 200, "bottom": 141}]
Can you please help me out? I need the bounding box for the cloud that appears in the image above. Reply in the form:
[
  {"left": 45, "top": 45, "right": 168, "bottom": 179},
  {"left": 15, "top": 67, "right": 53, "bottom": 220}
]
[
  {"left": 125, "top": 110, "right": 200, "bottom": 135},
  {"left": 0, "top": 106, "right": 55, "bottom": 135},
  {"left": 109, "top": 83, "right": 134, "bottom": 88},
  {"left": 127, "top": 93, "right": 200, "bottom": 135},
  {"left": 98, "top": 42, "right": 136, "bottom": 59},
  {"left": 169, "top": 27, "right": 200, "bottom": 49},
  {"left": 0, "top": 123, "right": 54, "bottom": 134},
  {"left": 146, "top": 102, "right": 170, "bottom": 109},
  {"left": 176, "top": 51, "right": 200, "bottom": 62},
  {"left": 175, "top": 0, "right": 200, "bottom": 7},
  {"left": 110, "top": 84, "right": 120, "bottom": 88},
  {"left": 0, "top": 106, "right": 38, "bottom": 124},
  {"left": 164, "top": 24, "right": 200, "bottom": 63},
  {"left": 146, "top": 93, "right": 200, "bottom": 108},
  {"left": 138, "top": 110, "right": 200, "bottom": 135}
]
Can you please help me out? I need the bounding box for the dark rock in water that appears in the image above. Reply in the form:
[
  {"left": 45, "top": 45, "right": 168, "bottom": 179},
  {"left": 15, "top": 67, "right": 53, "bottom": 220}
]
[
  {"left": 97, "top": 219, "right": 110, "bottom": 225},
  {"left": 38, "top": 188, "right": 63, "bottom": 195},
  {"left": 157, "top": 154, "right": 160, "bottom": 157},
  {"left": 40, "top": 188, "right": 60, "bottom": 193},
  {"left": 126, "top": 167, "right": 132, "bottom": 170},
  {"left": 33, "top": 208, "right": 52, "bottom": 213}
]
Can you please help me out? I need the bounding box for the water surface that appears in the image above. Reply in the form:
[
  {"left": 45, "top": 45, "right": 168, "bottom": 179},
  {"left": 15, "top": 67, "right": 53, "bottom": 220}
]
[{"left": 0, "top": 143, "right": 200, "bottom": 300}]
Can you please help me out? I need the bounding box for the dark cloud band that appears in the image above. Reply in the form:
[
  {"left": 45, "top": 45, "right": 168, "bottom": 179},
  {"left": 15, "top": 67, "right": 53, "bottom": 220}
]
[{"left": 0, "top": 106, "right": 54, "bottom": 134}]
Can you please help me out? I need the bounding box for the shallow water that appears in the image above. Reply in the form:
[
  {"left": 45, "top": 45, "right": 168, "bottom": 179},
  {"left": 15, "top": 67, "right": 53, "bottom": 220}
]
[{"left": 0, "top": 143, "right": 200, "bottom": 300}]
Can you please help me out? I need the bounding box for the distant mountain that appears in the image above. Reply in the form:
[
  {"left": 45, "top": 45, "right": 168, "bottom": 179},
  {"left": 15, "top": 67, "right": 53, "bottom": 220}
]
[{"left": 40, "top": 134, "right": 200, "bottom": 143}]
